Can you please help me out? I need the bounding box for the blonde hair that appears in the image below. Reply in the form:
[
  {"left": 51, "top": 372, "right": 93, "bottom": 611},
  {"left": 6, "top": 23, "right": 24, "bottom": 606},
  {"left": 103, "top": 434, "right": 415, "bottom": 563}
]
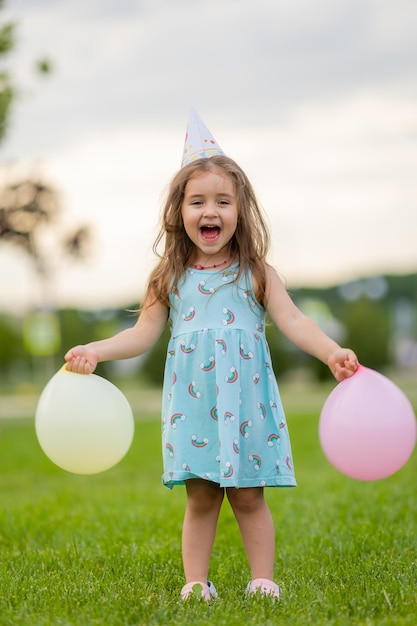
[{"left": 145, "top": 155, "right": 270, "bottom": 308}]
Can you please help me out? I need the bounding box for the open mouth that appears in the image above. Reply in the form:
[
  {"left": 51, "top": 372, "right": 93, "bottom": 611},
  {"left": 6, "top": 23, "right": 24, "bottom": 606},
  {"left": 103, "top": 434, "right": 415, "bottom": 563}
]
[{"left": 200, "top": 225, "right": 221, "bottom": 242}]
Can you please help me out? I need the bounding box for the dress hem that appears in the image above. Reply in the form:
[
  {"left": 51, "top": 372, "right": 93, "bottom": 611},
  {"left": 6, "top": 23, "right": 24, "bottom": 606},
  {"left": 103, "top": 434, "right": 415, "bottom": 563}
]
[{"left": 162, "top": 472, "right": 297, "bottom": 490}]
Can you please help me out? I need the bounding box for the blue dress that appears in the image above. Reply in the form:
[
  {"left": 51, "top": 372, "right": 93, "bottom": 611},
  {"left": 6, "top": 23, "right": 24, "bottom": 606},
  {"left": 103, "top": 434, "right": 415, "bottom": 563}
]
[{"left": 161, "top": 264, "right": 297, "bottom": 489}]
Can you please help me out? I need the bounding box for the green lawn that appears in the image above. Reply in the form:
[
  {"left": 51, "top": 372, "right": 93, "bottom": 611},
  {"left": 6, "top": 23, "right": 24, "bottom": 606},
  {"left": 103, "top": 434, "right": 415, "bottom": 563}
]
[{"left": 0, "top": 402, "right": 416, "bottom": 625}]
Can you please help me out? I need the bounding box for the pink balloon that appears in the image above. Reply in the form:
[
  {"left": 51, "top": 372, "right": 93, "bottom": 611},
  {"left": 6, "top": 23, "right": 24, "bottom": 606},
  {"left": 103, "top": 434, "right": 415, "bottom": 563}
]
[{"left": 319, "top": 365, "right": 416, "bottom": 481}]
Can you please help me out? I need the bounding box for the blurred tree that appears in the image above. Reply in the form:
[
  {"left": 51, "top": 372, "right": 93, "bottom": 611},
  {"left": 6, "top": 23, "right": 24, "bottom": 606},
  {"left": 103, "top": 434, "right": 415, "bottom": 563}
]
[
  {"left": 0, "top": 0, "right": 14, "bottom": 143},
  {"left": 0, "top": 177, "right": 92, "bottom": 280},
  {"left": 266, "top": 322, "right": 298, "bottom": 378},
  {"left": 0, "top": 174, "right": 93, "bottom": 385},
  {"left": 0, "top": 4, "right": 91, "bottom": 386},
  {"left": 0, "top": 313, "right": 25, "bottom": 378},
  {"left": 141, "top": 325, "right": 170, "bottom": 385},
  {"left": 0, "top": 1, "right": 53, "bottom": 143},
  {"left": 0, "top": 178, "right": 60, "bottom": 275},
  {"left": 0, "top": 2, "right": 90, "bottom": 295},
  {"left": 0, "top": 2, "right": 86, "bottom": 284},
  {"left": 343, "top": 298, "right": 390, "bottom": 370}
]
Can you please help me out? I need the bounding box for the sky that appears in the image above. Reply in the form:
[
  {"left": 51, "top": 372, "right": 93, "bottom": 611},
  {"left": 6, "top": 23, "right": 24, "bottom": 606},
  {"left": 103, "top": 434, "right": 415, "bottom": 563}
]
[{"left": 1, "top": 0, "right": 417, "bottom": 313}]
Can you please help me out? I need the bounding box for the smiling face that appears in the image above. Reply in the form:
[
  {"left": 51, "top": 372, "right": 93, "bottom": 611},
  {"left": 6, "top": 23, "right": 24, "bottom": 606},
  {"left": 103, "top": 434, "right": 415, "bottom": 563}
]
[{"left": 181, "top": 168, "right": 238, "bottom": 267}]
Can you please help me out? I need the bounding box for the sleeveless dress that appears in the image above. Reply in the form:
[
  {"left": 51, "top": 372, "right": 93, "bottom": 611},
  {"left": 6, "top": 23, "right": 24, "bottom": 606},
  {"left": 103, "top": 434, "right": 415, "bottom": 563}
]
[{"left": 161, "top": 263, "right": 297, "bottom": 489}]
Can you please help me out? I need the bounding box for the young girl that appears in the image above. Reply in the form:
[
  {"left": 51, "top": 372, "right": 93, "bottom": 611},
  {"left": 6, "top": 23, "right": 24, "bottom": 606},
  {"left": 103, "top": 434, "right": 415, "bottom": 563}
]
[{"left": 65, "top": 116, "right": 358, "bottom": 602}]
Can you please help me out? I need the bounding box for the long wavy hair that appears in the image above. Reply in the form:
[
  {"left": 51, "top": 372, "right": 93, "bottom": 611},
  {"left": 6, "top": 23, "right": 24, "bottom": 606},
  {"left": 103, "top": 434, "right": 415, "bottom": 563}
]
[{"left": 145, "top": 155, "right": 271, "bottom": 308}]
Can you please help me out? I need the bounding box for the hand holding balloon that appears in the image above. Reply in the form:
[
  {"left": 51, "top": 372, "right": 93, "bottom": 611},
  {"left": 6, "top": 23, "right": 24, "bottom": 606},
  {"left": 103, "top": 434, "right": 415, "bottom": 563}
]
[
  {"left": 65, "top": 345, "right": 99, "bottom": 374},
  {"left": 327, "top": 347, "right": 359, "bottom": 382},
  {"left": 319, "top": 365, "right": 416, "bottom": 481}
]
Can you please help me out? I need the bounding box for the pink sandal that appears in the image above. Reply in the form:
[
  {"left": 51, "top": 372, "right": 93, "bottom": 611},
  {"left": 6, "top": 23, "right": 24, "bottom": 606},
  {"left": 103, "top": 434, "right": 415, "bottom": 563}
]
[
  {"left": 181, "top": 580, "right": 218, "bottom": 602},
  {"left": 246, "top": 578, "right": 281, "bottom": 598}
]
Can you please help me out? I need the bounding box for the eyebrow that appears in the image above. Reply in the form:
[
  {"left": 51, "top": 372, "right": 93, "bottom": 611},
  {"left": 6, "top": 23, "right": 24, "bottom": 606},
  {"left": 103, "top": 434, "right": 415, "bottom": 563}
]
[{"left": 186, "top": 192, "right": 235, "bottom": 199}]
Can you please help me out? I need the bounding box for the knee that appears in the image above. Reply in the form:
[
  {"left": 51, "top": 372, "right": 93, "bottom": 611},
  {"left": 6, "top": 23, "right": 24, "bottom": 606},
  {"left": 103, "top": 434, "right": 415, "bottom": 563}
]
[
  {"left": 226, "top": 487, "right": 264, "bottom": 514},
  {"left": 186, "top": 480, "right": 224, "bottom": 514}
]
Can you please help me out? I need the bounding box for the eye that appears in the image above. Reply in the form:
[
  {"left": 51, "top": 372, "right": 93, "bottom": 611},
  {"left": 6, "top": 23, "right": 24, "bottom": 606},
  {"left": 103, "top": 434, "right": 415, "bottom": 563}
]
[
  {"left": 191, "top": 200, "right": 203, "bottom": 206},
  {"left": 218, "top": 199, "right": 230, "bottom": 206}
]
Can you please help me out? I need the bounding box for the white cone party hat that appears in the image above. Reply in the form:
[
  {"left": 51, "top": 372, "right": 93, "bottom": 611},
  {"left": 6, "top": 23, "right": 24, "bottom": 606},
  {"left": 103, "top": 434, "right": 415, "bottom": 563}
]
[{"left": 181, "top": 108, "right": 224, "bottom": 168}]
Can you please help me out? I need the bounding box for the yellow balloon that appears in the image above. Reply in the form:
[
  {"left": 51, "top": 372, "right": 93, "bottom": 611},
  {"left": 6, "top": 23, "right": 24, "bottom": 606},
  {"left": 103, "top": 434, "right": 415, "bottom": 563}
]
[{"left": 35, "top": 367, "right": 134, "bottom": 474}]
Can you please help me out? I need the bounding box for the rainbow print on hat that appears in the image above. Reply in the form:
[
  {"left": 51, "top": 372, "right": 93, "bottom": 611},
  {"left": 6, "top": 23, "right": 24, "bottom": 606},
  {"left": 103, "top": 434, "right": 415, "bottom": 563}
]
[{"left": 181, "top": 108, "right": 225, "bottom": 168}]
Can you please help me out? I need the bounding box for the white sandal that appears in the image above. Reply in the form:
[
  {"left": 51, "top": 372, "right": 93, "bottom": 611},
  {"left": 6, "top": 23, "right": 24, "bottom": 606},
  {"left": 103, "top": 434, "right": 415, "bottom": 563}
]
[
  {"left": 246, "top": 578, "right": 281, "bottom": 598},
  {"left": 181, "top": 580, "right": 218, "bottom": 602}
]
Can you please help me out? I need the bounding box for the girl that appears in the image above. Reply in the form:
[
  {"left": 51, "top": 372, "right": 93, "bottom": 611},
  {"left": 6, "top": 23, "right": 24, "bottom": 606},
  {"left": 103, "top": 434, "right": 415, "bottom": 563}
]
[{"left": 65, "top": 145, "right": 358, "bottom": 602}]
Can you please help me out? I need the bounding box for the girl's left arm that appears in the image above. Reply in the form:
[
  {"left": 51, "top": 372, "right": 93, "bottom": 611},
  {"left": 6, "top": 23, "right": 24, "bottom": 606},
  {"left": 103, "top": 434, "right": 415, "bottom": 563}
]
[{"left": 263, "top": 264, "right": 359, "bottom": 382}]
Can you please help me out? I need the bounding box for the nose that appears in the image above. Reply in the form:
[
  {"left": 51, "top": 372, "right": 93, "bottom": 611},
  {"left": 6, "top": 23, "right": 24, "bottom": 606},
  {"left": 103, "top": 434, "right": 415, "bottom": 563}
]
[{"left": 202, "top": 201, "right": 219, "bottom": 217}]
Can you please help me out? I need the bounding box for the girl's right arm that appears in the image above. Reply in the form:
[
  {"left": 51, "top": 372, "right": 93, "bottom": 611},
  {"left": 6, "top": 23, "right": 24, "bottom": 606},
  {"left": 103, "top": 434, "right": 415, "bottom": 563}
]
[{"left": 64, "top": 294, "right": 168, "bottom": 374}]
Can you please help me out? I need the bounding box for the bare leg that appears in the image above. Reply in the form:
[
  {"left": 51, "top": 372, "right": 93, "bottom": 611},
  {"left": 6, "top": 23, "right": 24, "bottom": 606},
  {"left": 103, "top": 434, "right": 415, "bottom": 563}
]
[
  {"left": 226, "top": 487, "right": 275, "bottom": 580},
  {"left": 182, "top": 479, "right": 224, "bottom": 582}
]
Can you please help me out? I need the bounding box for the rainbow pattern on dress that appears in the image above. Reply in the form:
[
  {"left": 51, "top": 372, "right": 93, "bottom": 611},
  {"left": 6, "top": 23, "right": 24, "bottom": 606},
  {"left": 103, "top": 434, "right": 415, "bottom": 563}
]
[
  {"left": 239, "top": 344, "right": 254, "bottom": 360},
  {"left": 210, "top": 406, "right": 218, "bottom": 421},
  {"left": 170, "top": 413, "right": 185, "bottom": 428},
  {"left": 257, "top": 402, "right": 267, "bottom": 419},
  {"left": 200, "top": 356, "right": 215, "bottom": 371},
  {"left": 225, "top": 366, "right": 238, "bottom": 383},
  {"left": 267, "top": 433, "right": 280, "bottom": 447},
  {"left": 222, "top": 462, "right": 234, "bottom": 478},
  {"left": 215, "top": 339, "right": 227, "bottom": 354},
  {"left": 182, "top": 307, "right": 195, "bottom": 321},
  {"left": 232, "top": 438, "right": 240, "bottom": 454},
  {"left": 252, "top": 373, "right": 260, "bottom": 385},
  {"left": 224, "top": 411, "right": 235, "bottom": 423},
  {"left": 191, "top": 435, "right": 209, "bottom": 448},
  {"left": 249, "top": 454, "right": 262, "bottom": 470},
  {"left": 180, "top": 341, "right": 196, "bottom": 354},
  {"left": 165, "top": 443, "right": 174, "bottom": 457},
  {"left": 240, "top": 420, "right": 252, "bottom": 438},
  {"left": 188, "top": 381, "right": 201, "bottom": 398},
  {"left": 222, "top": 308, "right": 235, "bottom": 325},
  {"left": 198, "top": 281, "right": 215, "bottom": 295},
  {"left": 182, "top": 463, "right": 191, "bottom": 472},
  {"left": 222, "top": 270, "right": 237, "bottom": 282},
  {"left": 286, "top": 456, "right": 292, "bottom": 470},
  {"left": 168, "top": 349, "right": 175, "bottom": 358}
]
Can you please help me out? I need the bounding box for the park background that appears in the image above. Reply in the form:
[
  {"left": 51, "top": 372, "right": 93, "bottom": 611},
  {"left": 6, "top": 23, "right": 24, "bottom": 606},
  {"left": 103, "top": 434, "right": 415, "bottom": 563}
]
[
  {"left": 0, "top": 0, "right": 416, "bottom": 396},
  {"left": 0, "top": 2, "right": 417, "bottom": 624}
]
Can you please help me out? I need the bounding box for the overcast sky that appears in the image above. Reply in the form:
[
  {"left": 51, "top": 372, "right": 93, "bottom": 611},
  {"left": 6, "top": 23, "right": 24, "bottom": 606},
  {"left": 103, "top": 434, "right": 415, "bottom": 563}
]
[{"left": 1, "top": 0, "right": 417, "bottom": 312}]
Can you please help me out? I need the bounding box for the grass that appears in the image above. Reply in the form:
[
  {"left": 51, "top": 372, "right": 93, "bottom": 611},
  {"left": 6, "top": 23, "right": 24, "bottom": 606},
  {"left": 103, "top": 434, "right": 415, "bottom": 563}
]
[{"left": 0, "top": 398, "right": 416, "bottom": 625}]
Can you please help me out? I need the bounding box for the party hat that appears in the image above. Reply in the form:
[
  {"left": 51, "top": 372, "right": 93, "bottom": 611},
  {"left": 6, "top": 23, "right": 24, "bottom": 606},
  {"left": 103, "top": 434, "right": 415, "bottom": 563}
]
[{"left": 181, "top": 108, "right": 224, "bottom": 168}]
